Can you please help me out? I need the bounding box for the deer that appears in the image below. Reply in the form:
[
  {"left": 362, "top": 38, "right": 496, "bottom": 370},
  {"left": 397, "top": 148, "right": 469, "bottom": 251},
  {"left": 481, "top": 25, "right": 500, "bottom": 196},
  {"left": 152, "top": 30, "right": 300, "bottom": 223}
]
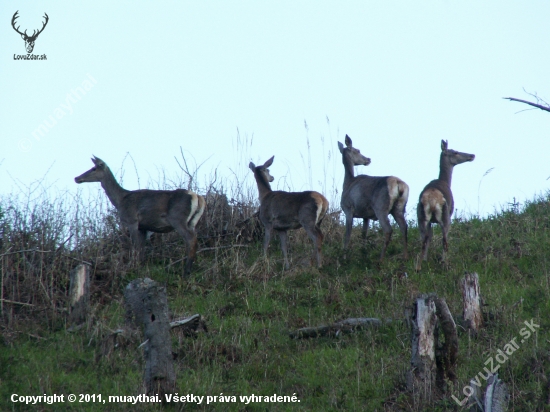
[
  {"left": 75, "top": 156, "right": 205, "bottom": 276},
  {"left": 249, "top": 156, "right": 329, "bottom": 270},
  {"left": 416, "top": 140, "right": 475, "bottom": 271},
  {"left": 338, "top": 135, "right": 409, "bottom": 261},
  {"left": 12, "top": 11, "right": 49, "bottom": 54}
]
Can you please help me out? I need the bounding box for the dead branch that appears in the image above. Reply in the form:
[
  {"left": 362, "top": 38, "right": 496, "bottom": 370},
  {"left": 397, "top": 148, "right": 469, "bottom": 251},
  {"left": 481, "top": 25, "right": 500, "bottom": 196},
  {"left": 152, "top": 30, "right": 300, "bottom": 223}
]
[
  {"left": 235, "top": 211, "right": 259, "bottom": 226},
  {"left": 289, "top": 317, "right": 384, "bottom": 339},
  {"left": 0, "top": 299, "right": 34, "bottom": 307},
  {"left": 503, "top": 97, "right": 550, "bottom": 113},
  {"left": 170, "top": 314, "right": 201, "bottom": 330}
]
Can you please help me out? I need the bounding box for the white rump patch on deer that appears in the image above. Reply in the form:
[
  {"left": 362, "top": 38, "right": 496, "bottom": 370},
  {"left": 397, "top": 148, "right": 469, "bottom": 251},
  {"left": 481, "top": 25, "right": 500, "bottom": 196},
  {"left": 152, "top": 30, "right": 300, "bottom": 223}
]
[
  {"left": 387, "top": 177, "right": 409, "bottom": 210},
  {"left": 311, "top": 192, "right": 326, "bottom": 225},
  {"left": 187, "top": 193, "right": 205, "bottom": 230},
  {"left": 387, "top": 177, "right": 400, "bottom": 202},
  {"left": 186, "top": 193, "right": 199, "bottom": 224},
  {"left": 421, "top": 189, "right": 445, "bottom": 223}
]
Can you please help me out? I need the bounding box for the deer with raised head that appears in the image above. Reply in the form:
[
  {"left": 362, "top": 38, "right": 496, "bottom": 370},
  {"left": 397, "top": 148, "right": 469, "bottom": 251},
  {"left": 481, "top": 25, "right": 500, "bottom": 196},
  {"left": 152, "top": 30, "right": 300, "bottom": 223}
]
[
  {"left": 338, "top": 135, "right": 409, "bottom": 260},
  {"left": 416, "top": 140, "right": 475, "bottom": 271},
  {"left": 75, "top": 156, "right": 205, "bottom": 275},
  {"left": 249, "top": 156, "right": 329, "bottom": 269}
]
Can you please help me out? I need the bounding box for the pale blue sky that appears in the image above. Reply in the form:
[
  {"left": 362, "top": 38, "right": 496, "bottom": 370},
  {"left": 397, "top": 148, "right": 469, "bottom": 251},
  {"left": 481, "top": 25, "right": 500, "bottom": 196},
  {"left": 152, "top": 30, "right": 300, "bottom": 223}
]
[{"left": 2, "top": 1, "right": 549, "bottom": 218}]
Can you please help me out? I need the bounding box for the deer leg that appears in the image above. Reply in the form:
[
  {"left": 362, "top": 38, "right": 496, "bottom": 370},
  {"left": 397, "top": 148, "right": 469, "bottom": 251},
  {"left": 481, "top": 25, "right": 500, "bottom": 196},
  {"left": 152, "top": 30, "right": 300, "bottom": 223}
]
[
  {"left": 276, "top": 230, "right": 290, "bottom": 270},
  {"left": 362, "top": 219, "right": 369, "bottom": 239},
  {"left": 416, "top": 204, "right": 430, "bottom": 271},
  {"left": 184, "top": 231, "right": 198, "bottom": 276},
  {"left": 416, "top": 221, "right": 432, "bottom": 272},
  {"left": 416, "top": 222, "right": 431, "bottom": 272},
  {"left": 422, "top": 224, "right": 433, "bottom": 260},
  {"left": 171, "top": 222, "right": 198, "bottom": 276},
  {"left": 343, "top": 210, "right": 353, "bottom": 251},
  {"left": 441, "top": 210, "right": 451, "bottom": 263},
  {"left": 304, "top": 225, "right": 323, "bottom": 268},
  {"left": 378, "top": 215, "right": 393, "bottom": 261},
  {"left": 263, "top": 225, "right": 272, "bottom": 258},
  {"left": 392, "top": 211, "right": 408, "bottom": 260},
  {"left": 128, "top": 224, "right": 146, "bottom": 261}
]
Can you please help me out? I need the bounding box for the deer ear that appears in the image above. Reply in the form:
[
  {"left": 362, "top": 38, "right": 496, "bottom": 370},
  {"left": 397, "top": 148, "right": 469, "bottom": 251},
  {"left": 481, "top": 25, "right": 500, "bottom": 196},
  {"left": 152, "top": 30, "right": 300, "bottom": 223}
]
[
  {"left": 263, "top": 156, "right": 274, "bottom": 168},
  {"left": 92, "top": 156, "right": 105, "bottom": 167},
  {"left": 344, "top": 135, "right": 352, "bottom": 147},
  {"left": 249, "top": 162, "right": 256, "bottom": 171},
  {"left": 338, "top": 142, "right": 344, "bottom": 153},
  {"left": 441, "top": 140, "right": 448, "bottom": 151}
]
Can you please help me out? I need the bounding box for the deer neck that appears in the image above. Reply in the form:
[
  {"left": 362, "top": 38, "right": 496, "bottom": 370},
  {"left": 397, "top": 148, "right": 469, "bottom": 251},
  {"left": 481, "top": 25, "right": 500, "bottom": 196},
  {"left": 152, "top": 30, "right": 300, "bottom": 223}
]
[
  {"left": 342, "top": 154, "right": 356, "bottom": 191},
  {"left": 254, "top": 171, "right": 273, "bottom": 201},
  {"left": 438, "top": 156, "right": 454, "bottom": 187},
  {"left": 100, "top": 168, "right": 128, "bottom": 208}
]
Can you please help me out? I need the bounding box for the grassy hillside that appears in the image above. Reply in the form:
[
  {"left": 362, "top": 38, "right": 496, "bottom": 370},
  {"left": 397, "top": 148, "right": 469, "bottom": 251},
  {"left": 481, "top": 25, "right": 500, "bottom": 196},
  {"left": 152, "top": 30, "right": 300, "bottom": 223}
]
[{"left": 0, "top": 187, "right": 549, "bottom": 411}]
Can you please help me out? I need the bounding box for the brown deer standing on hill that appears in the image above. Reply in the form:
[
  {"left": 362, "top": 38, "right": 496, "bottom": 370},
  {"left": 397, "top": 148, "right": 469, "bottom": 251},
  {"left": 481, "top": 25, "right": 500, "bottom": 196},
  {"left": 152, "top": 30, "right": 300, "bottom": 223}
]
[
  {"left": 338, "top": 135, "right": 409, "bottom": 260},
  {"left": 249, "top": 156, "right": 329, "bottom": 269},
  {"left": 75, "top": 156, "right": 205, "bottom": 275},
  {"left": 416, "top": 140, "right": 475, "bottom": 271}
]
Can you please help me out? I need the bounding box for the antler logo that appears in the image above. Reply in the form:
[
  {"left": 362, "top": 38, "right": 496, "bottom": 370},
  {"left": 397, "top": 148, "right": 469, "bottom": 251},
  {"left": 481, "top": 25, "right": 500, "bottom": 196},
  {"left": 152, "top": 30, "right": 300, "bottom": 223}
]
[{"left": 11, "top": 11, "right": 49, "bottom": 54}]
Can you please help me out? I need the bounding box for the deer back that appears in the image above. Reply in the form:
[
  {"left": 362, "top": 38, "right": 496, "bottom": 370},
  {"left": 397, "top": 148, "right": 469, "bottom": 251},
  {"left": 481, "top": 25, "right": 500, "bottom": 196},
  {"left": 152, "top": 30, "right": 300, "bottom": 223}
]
[
  {"left": 120, "top": 189, "right": 202, "bottom": 233},
  {"left": 259, "top": 190, "right": 327, "bottom": 230},
  {"left": 343, "top": 175, "right": 406, "bottom": 219}
]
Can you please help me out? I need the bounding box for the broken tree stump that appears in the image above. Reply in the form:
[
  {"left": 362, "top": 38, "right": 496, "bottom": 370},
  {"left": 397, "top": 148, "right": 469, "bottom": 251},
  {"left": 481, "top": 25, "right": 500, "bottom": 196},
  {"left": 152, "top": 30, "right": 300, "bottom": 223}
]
[
  {"left": 289, "top": 318, "right": 383, "bottom": 339},
  {"left": 484, "top": 374, "right": 509, "bottom": 412},
  {"left": 97, "top": 314, "right": 202, "bottom": 361},
  {"left": 68, "top": 264, "right": 91, "bottom": 327},
  {"left": 407, "top": 293, "right": 459, "bottom": 404},
  {"left": 124, "top": 278, "right": 175, "bottom": 397},
  {"left": 433, "top": 296, "right": 458, "bottom": 387},
  {"left": 408, "top": 294, "right": 438, "bottom": 401},
  {"left": 466, "top": 377, "right": 483, "bottom": 412},
  {"left": 461, "top": 272, "right": 483, "bottom": 334}
]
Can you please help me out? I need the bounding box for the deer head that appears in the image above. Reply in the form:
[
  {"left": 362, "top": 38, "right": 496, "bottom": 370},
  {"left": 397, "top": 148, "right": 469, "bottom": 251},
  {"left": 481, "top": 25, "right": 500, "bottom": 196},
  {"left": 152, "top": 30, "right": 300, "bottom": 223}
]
[
  {"left": 440, "top": 140, "right": 475, "bottom": 166},
  {"left": 74, "top": 156, "right": 108, "bottom": 184},
  {"left": 338, "top": 134, "right": 371, "bottom": 166},
  {"left": 12, "top": 11, "right": 49, "bottom": 54},
  {"left": 249, "top": 156, "right": 275, "bottom": 183}
]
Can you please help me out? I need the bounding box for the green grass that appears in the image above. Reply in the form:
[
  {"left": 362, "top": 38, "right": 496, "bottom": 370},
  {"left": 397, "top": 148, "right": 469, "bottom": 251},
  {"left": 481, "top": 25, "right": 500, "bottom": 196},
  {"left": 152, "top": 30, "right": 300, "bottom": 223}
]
[{"left": 1, "top": 194, "right": 550, "bottom": 411}]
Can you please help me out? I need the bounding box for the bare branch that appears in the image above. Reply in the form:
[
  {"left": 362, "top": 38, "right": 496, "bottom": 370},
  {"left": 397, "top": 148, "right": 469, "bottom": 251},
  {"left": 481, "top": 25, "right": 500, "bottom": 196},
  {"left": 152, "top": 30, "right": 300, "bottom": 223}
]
[
  {"left": 503, "top": 97, "right": 550, "bottom": 113},
  {"left": 0, "top": 299, "right": 34, "bottom": 307}
]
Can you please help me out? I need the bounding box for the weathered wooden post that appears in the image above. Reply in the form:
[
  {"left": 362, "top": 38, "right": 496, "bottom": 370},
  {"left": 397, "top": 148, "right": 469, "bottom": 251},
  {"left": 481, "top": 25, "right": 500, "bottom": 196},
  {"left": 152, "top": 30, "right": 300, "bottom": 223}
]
[
  {"left": 484, "top": 374, "right": 509, "bottom": 412},
  {"left": 433, "top": 296, "right": 458, "bottom": 388},
  {"left": 466, "top": 378, "right": 483, "bottom": 412},
  {"left": 461, "top": 272, "right": 483, "bottom": 334},
  {"left": 408, "top": 294, "right": 438, "bottom": 401},
  {"left": 68, "top": 264, "right": 91, "bottom": 327},
  {"left": 408, "top": 293, "right": 459, "bottom": 405},
  {"left": 124, "top": 278, "right": 175, "bottom": 397}
]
